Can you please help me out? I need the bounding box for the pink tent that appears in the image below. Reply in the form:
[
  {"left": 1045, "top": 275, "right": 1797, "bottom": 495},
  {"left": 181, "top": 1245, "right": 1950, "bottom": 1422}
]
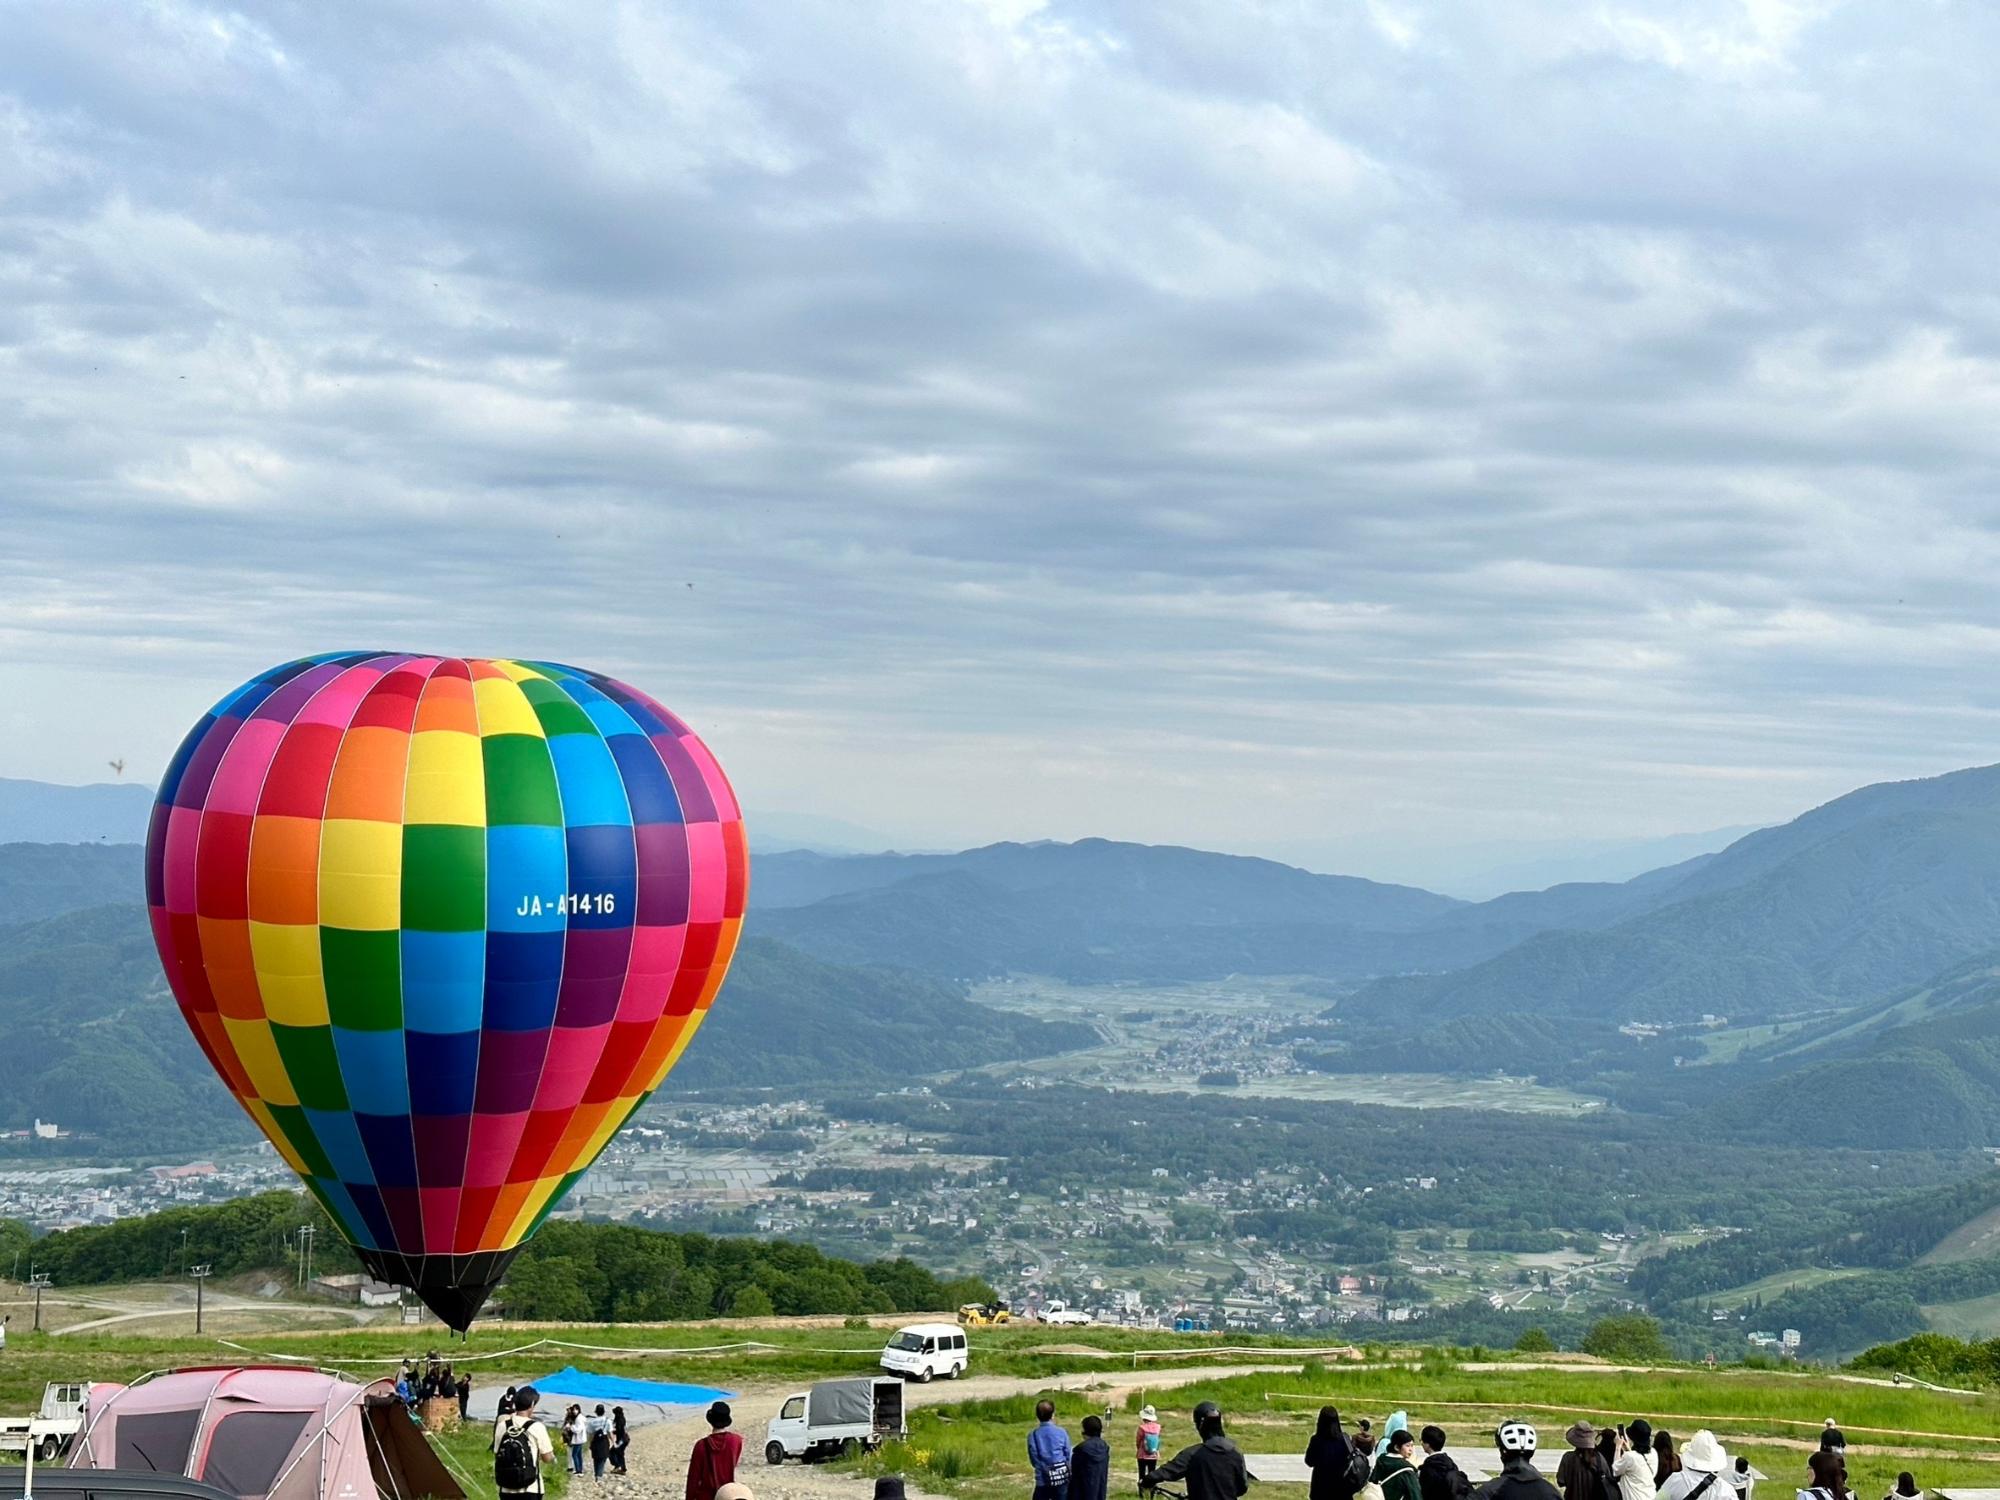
[{"left": 68, "top": 1367, "right": 463, "bottom": 1500}]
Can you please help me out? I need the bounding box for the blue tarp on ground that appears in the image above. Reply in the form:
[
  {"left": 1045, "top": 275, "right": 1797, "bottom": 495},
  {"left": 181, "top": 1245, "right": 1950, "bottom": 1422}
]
[{"left": 525, "top": 1366, "right": 734, "bottom": 1407}]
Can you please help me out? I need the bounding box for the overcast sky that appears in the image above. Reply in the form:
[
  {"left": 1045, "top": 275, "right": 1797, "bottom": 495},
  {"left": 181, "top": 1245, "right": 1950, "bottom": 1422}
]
[{"left": 4, "top": 0, "right": 2000, "bottom": 889}]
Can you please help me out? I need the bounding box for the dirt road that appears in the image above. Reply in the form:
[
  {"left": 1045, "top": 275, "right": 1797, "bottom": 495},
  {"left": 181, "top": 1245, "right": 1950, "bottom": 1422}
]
[{"left": 604, "top": 1364, "right": 1301, "bottom": 1500}]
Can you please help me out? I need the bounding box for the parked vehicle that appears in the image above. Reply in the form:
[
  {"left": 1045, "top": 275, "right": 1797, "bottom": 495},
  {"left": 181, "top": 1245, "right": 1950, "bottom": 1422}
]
[
  {"left": 878, "top": 1322, "right": 968, "bottom": 1382},
  {"left": 1040, "top": 1301, "right": 1093, "bottom": 1326},
  {"left": 0, "top": 1383, "right": 90, "bottom": 1464},
  {"left": 956, "top": 1302, "right": 1011, "bottom": 1328},
  {"left": 764, "top": 1378, "right": 906, "bottom": 1464}
]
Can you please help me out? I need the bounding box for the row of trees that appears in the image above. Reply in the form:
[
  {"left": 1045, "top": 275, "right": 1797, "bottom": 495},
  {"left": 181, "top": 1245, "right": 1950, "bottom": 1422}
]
[
  {"left": 504, "top": 1220, "right": 994, "bottom": 1321},
  {"left": 13, "top": 1191, "right": 992, "bottom": 1325}
]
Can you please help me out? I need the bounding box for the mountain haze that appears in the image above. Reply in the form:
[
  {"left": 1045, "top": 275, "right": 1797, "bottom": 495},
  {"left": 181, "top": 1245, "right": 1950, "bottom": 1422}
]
[{"left": 1349, "top": 764, "right": 2000, "bottom": 1025}]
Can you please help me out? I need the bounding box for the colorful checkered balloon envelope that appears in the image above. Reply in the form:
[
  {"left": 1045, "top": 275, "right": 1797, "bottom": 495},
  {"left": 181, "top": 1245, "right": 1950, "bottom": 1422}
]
[{"left": 143, "top": 653, "right": 748, "bottom": 1328}]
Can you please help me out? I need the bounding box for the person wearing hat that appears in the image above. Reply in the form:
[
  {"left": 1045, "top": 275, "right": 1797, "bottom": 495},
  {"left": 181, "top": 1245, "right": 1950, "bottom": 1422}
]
[
  {"left": 1475, "top": 1423, "right": 1561, "bottom": 1500},
  {"left": 1557, "top": 1423, "right": 1613, "bottom": 1500},
  {"left": 1661, "top": 1432, "right": 1731, "bottom": 1500},
  {"left": 688, "top": 1401, "right": 744, "bottom": 1500},
  {"left": 492, "top": 1386, "right": 554, "bottom": 1497},
  {"left": 1138, "top": 1405, "right": 1164, "bottom": 1489}
]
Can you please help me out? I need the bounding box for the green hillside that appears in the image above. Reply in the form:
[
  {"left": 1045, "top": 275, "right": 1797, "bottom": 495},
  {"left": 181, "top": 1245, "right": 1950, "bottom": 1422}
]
[
  {"left": 0, "top": 841, "right": 144, "bottom": 923},
  {"left": 1349, "top": 766, "right": 2000, "bottom": 1024},
  {"left": 654, "top": 934, "right": 1097, "bottom": 1090}
]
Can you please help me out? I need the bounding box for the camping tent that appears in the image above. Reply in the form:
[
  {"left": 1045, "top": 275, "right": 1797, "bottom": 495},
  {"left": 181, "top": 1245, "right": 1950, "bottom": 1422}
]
[{"left": 68, "top": 1368, "right": 463, "bottom": 1500}]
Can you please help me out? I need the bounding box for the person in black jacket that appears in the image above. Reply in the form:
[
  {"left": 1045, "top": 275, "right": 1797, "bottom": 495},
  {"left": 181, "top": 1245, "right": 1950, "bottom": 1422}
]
[
  {"left": 1306, "top": 1407, "right": 1357, "bottom": 1500},
  {"left": 1072, "top": 1416, "right": 1112, "bottom": 1500},
  {"left": 1420, "top": 1427, "right": 1471, "bottom": 1500},
  {"left": 1145, "top": 1402, "right": 1248, "bottom": 1500},
  {"left": 1476, "top": 1423, "right": 1562, "bottom": 1500}
]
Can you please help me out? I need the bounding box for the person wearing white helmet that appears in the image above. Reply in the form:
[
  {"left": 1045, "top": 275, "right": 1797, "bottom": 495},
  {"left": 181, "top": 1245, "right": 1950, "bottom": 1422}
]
[{"left": 1475, "top": 1422, "right": 1561, "bottom": 1500}]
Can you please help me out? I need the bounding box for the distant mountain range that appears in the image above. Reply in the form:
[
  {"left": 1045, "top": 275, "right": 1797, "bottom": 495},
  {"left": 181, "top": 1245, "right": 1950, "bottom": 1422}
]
[
  {"left": 12, "top": 760, "right": 2000, "bottom": 1149},
  {"left": 0, "top": 778, "right": 151, "bottom": 844}
]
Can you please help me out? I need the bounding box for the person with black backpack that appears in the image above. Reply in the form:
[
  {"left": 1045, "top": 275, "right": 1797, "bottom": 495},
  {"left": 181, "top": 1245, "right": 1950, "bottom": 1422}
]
[
  {"left": 492, "top": 1386, "right": 554, "bottom": 1497},
  {"left": 1419, "top": 1427, "right": 1472, "bottom": 1500},
  {"left": 1304, "top": 1406, "right": 1356, "bottom": 1500},
  {"left": 1557, "top": 1424, "right": 1617, "bottom": 1500}
]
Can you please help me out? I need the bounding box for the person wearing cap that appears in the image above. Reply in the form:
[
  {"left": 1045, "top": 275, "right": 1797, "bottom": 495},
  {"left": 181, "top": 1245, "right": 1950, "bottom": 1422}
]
[
  {"left": 1476, "top": 1423, "right": 1560, "bottom": 1500},
  {"left": 1613, "top": 1427, "right": 1656, "bottom": 1500},
  {"left": 1372, "top": 1428, "right": 1421, "bottom": 1500},
  {"left": 1661, "top": 1432, "right": 1731, "bottom": 1500},
  {"left": 492, "top": 1386, "right": 555, "bottom": 1497},
  {"left": 1138, "top": 1405, "right": 1164, "bottom": 1489},
  {"left": 1145, "top": 1401, "right": 1247, "bottom": 1500},
  {"left": 689, "top": 1400, "right": 744, "bottom": 1500}
]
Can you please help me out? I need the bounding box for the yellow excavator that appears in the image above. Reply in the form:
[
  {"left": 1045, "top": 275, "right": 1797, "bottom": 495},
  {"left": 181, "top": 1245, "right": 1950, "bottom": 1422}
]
[{"left": 957, "top": 1302, "right": 1012, "bottom": 1327}]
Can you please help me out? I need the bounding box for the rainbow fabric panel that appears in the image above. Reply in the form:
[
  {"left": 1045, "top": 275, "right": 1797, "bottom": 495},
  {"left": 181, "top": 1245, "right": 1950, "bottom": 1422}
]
[{"left": 143, "top": 653, "right": 747, "bottom": 1324}]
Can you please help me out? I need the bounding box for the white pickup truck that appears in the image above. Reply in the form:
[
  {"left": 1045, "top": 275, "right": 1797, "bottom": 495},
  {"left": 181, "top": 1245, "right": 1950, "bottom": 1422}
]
[
  {"left": 0, "top": 1382, "right": 90, "bottom": 1463},
  {"left": 1040, "top": 1300, "right": 1093, "bottom": 1326},
  {"left": 765, "top": 1378, "right": 906, "bottom": 1465}
]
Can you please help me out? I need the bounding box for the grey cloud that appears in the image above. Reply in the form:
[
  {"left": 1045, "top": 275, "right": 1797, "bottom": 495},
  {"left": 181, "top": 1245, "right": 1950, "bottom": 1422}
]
[{"left": 4, "top": 0, "right": 2000, "bottom": 884}]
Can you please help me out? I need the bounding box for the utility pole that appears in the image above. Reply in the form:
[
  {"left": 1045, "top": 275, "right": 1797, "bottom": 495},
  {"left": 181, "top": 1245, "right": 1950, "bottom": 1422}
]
[
  {"left": 180, "top": 1228, "right": 189, "bottom": 1275},
  {"left": 29, "top": 1270, "right": 50, "bottom": 1334},
  {"left": 297, "top": 1224, "right": 314, "bottom": 1289},
  {"left": 191, "top": 1264, "right": 212, "bottom": 1334}
]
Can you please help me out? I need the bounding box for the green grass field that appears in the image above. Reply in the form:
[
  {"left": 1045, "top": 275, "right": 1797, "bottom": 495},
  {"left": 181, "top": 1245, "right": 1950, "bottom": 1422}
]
[
  {"left": 1707, "top": 1267, "right": 1868, "bottom": 1311},
  {"left": 850, "top": 1359, "right": 2000, "bottom": 1500},
  {"left": 8, "top": 1318, "right": 2000, "bottom": 1500}
]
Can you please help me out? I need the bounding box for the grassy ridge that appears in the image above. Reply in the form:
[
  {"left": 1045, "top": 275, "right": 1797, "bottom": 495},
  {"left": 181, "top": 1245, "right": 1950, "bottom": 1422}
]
[{"left": 856, "top": 1364, "right": 2000, "bottom": 1500}]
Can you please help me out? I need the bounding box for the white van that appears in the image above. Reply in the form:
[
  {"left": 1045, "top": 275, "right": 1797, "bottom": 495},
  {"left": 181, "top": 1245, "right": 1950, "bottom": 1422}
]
[{"left": 878, "top": 1322, "right": 968, "bottom": 1382}]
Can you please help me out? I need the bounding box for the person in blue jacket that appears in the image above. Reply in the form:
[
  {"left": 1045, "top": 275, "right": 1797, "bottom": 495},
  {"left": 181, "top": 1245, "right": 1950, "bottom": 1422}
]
[{"left": 1029, "top": 1400, "right": 1074, "bottom": 1500}]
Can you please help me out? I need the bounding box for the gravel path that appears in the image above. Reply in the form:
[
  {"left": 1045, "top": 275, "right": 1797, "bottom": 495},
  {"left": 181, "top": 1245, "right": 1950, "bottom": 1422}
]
[{"left": 593, "top": 1363, "right": 1303, "bottom": 1500}]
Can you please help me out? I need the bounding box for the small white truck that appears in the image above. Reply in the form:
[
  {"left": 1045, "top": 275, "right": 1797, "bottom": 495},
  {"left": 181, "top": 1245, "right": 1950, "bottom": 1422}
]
[
  {"left": 1040, "top": 1300, "right": 1093, "bottom": 1326},
  {"left": 0, "top": 1382, "right": 89, "bottom": 1463},
  {"left": 764, "top": 1377, "right": 906, "bottom": 1465}
]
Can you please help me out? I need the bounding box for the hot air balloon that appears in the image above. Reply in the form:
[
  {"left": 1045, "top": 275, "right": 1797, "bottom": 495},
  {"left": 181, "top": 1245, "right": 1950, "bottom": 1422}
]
[{"left": 143, "top": 653, "right": 748, "bottom": 1329}]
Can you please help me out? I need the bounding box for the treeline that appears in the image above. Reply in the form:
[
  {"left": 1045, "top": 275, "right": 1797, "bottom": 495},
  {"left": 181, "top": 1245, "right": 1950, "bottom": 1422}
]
[
  {"left": 504, "top": 1220, "right": 994, "bottom": 1321},
  {"left": 1632, "top": 1172, "right": 2000, "bottom": 1307},
  {"left": 1850, "top": 1331, "right": 2000, "bottom": 1385},
  {"left": 21, "top": 1191, "right": 992, "bottom": 1327},
  {"left": 28, "top": 1191, "right": 356, "bottom": 1284}
]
